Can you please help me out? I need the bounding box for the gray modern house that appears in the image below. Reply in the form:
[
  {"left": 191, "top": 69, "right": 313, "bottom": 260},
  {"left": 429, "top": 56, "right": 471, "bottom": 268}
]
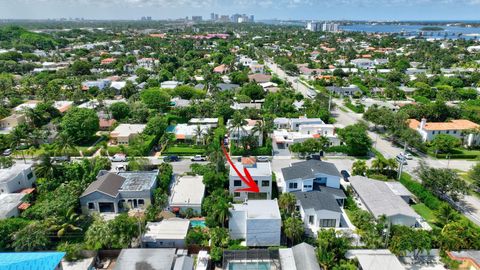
[
  {"left": 294, "top": 188, "right": 347, "bottom": 236},
  {"left": 281, "top": 160, "right": 341, "bottom": 192},
  {"left": 80, "top": 171, "right": 158, "bottom": 214}
]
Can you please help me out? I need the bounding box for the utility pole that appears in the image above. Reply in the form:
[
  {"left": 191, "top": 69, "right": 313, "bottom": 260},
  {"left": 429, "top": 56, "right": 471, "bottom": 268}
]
[{"left": 328, "top": 89, "right": 332, "bottom": 112}]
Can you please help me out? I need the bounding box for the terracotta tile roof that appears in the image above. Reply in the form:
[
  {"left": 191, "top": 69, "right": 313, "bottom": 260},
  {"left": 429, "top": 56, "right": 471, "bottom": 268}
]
[
  {"left": 408, "top": 119, "right": 479, "bottom": 131},
  {"left": 99, "top": 118, "right": 116, "bottom": 128},
  {"left": 18, "top": 202, "right": 31, "bottom": 210},
  {"left": 241, "top": 157, "right": 256, "bottom": 165}
]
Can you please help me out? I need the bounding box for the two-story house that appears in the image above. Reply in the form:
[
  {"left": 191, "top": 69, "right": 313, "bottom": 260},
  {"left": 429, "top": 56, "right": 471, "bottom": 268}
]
[
  {"left": 227, "top": 119, "right": 263, "bottom": 147},
  {"left": 80, "top": 171, "right": 157, "bottom": 214},
  {"left": 280, "top": 160, "right": 341, "bottom": 193},
  {"left": 0, "top": 163, "right": 36, "bottom": 194},
  {"left": 293, "top": 188, "right": 347, "bottom": 236},
  {"left": 229, "top": 157, "right": 272, "bottom": 201},
  {"left": 229, "top": 199, "right": 281, "bottom": 246},
  {"left": 408, "top": 118, "right": 480, "bottom": 147}
]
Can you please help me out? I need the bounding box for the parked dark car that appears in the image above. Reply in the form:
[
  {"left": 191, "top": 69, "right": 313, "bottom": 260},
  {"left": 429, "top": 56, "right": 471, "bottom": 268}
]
[
  {"left": 306, "top": 154, "right": 321, "bottom": 161},
  {"left": 340, "top": 170, "right": 351, "bottom": 181},
  {"left": 163, "top": 155, "right": 180, "bottom": 162}
]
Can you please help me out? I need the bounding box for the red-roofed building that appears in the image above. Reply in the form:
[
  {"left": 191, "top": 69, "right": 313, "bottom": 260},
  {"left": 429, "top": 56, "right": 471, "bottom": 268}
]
[
  {"left": 101, "top": 58, "right": 116, "bottom": 65},
  {"left": 408, "top": 118, "right": 480, "bottom": 147}
]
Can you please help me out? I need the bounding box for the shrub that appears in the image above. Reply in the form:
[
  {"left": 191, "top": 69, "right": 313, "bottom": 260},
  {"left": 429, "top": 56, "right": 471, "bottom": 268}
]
[{"left": 400, "top": 173, "right": 443, "bottom": 210}]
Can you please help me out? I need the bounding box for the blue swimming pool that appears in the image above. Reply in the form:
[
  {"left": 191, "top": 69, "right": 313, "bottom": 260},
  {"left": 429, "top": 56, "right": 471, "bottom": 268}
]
[
  {"left": 190, "top": 220, "right": 206, "bottom": 228},
  {"left": 228, "top": 262, "right": 271, "bottom": 270}
]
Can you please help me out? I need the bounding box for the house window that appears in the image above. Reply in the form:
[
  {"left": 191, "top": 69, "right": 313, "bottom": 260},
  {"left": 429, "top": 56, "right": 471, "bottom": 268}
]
[
  {"left": 234, "top": 192, "right": 241, "bottom": 197},
  {"left": 289, "top": 182, "right": 298, "bottom": 189},
  {"left": 262, "top": 181, "right": 270, "bottom": 187},
  {"left": 446, "top": 131, "right": 450, "bottom": 134},
  {"left": 309, "top": 215, "right": 314, "bottom": 225},
  {"left": 234, "top": 180, "right": 242, "bottom": 187},
  {"left": 27, "top": 172, "right": 33, "bottom": 180},
  {"left": 88, "top": 202, "right": 95, "bottom": 210},
  {"left": 304, "top": 184, "right": 312, "bottom": 189},
  {"left": 320, "top": 219, "right": 336, "bottom": 227},
  {"left": 453, "top": 130, "right": 457, "bottom": 134},
  {"left": 138, "top": 199, "right": 145, "bottom": 206},
  {"left": 432, "top": 131, "right": 435, "bottom": 135},
  {"left": 254, "top": 181, "right": 258, "bottom": 186}
]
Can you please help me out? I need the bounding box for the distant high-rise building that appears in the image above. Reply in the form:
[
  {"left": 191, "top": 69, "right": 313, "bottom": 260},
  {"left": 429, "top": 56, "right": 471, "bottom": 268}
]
[
  {"left": 231, "top": 13, "right": 241, "bottom": 23},
  {"left": 220, "top": 15, "right": 230, "bottom": 22},
  {"left": 211, "top": 13, "right": 215, "bottom": 21},
  {"left": 322, "top": 22, "right": 339, "bottom": 32},
  {"left": 215, "top": 14, "right": 219, "bottom": 20},
  {"left": 306, "top": 21, "right": 321, "bottom": 31},
  {"left": 250, "top": 15, "right": 254, "bottom": 22},
  {"left": 192, "top": 16, "right": 203, "bottom": 22}
]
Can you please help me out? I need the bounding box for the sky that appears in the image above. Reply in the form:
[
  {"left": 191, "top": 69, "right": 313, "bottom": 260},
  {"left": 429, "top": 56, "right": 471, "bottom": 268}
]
[{"left": 1, "top": 0, "right": 480, "bottom": 21}]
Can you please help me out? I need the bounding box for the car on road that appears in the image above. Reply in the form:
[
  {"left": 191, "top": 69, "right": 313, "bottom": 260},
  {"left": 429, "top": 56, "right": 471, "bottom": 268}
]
[
  {"left": 396, "top": 154, "right": 408, "bottom": 165},
  {"left": 402, "top": 153, "right": 413, "bottom": 160},
  {"left": 51, "top": 156, "right": 71, "bottom": 163},
  {"left": 164, "top": 155, "right": 180, "bottom": 162},
  {"left": 340, "top": 170, "right": 351, "bottom": 181},
  {"left": 191, "top": 155, "right": 207, "bottom": 162},
  {"left": 2, "top": 149, "right": 12, "bottom": 156},
  {"left": 110, "top": 153, "right": 127, "bottom": 162},
  {"left": 256, "top": 156, "right": 270, "bottom": 162}
]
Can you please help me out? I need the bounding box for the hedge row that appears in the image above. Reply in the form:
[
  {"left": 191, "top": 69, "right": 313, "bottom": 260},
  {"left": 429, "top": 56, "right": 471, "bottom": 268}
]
[
  {"left": 435, "top": 154, "right": 478, "bottom": 160},
  {"left": 345, "top": 102, "right": 365, "bottom": 113},
  {"left": 399, "top": 173, "right": 444, "bottom": 210}
]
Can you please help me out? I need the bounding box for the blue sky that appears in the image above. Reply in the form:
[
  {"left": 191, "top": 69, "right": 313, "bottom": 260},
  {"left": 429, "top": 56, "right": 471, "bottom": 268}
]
[{"left": 1, "top": 0, "right": 480, "bottom": 20}]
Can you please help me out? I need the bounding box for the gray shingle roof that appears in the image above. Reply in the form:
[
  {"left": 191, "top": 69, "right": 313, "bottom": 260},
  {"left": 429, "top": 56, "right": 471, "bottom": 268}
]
[
  {"left": 80, "top": 173, "right": 125, "bottom": 198},
  {"left": 291, "top": 243, "right": 321, "bottom": 270},
  {"left": 294, "top": 191, "right": 343, "bottom": 213},
  {"left": 281, "top": 160, "right": 341, "bottom": 181}
]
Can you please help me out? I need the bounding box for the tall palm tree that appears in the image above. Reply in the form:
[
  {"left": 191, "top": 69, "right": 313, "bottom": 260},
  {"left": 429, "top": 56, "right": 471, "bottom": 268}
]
[
  {"left": 229, "top": 111, "right": 247, "bottom": 148},
  {"left": 252, "top": 120, "right": 266, "bottom": 143},
  {"left": 213, "top": 199, "right": 231, "bottom": 228},
  {"left": 385, "top": 158, "right": 398, "bottom": 171},
  {"left": 371, "top": 158, "right": 386, "bottom": 172},
  {"left": 10, "top": 125, "right": 27, "bottom": 163},
  {"left": 49, "top": 208, "right": 83, "bottom": 238},
  {"left": 207, "top": 143, "right": 225, "bottom": 173},
  {"left": 279, "top": 193, "right": 297, "bottom": 216},
  {"left": 55, "top": 132, "right": 77, "bottom": 157},
  {"left": 283, "top": 216, "right": 304, "bottom": 246},
  {"left": 35, "top": 154, "right": 57, "bottom": 179},
  {"left": 193, "top": 125, "right": 205, "bottom": 145}
]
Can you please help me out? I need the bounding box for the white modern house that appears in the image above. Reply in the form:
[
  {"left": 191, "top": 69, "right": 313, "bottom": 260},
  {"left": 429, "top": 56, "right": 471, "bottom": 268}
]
[
  {"left": 227, "top": 119, "right": 263, "bottom": 147},
  {"left": 350, "top": 58, "right": 375, "bottom": 69},
  {"left": 280, "top": 160, "right": 341, "bottom": 193},
  {"left": 349, "top": 176, "right": 421, "bottom": 227},
  {"left": 273, "top": 124, "right": 341, "bottom": 147},
  {"left": 160, "top": 80, "right": 181, "bottom": 89},
  {"left": 170, "top": 123, "right": 211, "bottom": 142},
  {"left": 229, "top": 157, "right": 272, "bottom": 201},
  {"left": 408, "top": 118, "right": 480, "bottom": 147},
  {"left": 294, "top": 188, "right": 347, "bottom": 236},
  {"left": 188, "top": 118, "right": 219, "bottom": 128},
  {"left": 169, "top": 175, "right": 205, "bottom": 214},
  {"left": 274, "top": 117, "right": 325, "bottom": 131},
  {"left": 229, "top": 199, "right": 281, "bottom": 246},
  {"left": 142, "top": 218, "right": 190, "bottom": 248},
  {"left": 0, "top": 163, "right": 36, "bottom": 194},
  {"left": 0, "top": 193, "right": 26, "bottom": 219}
]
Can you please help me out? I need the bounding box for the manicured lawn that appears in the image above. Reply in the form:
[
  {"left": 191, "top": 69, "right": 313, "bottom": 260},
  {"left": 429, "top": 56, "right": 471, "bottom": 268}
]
[
  {"left": 163, "top": 146, "right": 206, "bottom": 156},
  {"left": 412, "top": 203, "right": 437, "bottom": 226}
]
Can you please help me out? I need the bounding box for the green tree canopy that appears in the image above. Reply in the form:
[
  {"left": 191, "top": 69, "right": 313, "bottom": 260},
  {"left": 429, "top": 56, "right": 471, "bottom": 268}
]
[{"left": 60, "top": 108, "right": 99, "bottom": 144}]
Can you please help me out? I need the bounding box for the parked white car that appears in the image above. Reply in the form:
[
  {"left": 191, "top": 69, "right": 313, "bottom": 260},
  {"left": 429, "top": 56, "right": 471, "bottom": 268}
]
[
  {"left": 191, "top": 155, "right": 207, "bottom": 162},
  {"left": 110, "top": 154, "right": 127, "bottom": 162}
]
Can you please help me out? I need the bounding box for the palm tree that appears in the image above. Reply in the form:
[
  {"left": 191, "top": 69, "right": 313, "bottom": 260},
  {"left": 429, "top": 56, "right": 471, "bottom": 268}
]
[
  {"left": 283, "top": 216, "right": 304, "bottom": 246},
  {"left": 385, "top": 158, "right": 398, "bottom": 171},
  {"left": 435, "top": 204, "right": 459, "bottom": 226},
  {"left": 252, "top": 120, "right": 266, "bottom": 143},
  {"left": 213, "top": 199, "right": 231, "bottom": 228},
  {"left": 229, "top": 111, "right": 247, "bottom": 147},
  {"left": 10, "top": 125, "right": 27, "bottom": 163},
  {"left": 371, "top": 158, "right": 386, "bottom": 172},
  {"left": 207, "top": 143, "right": 225, "bottom": 173},
  {"left": 28, "top": 129, "right": 45, "bottom": 148},
  {"left": 35, "top": 154, "right": 57, "bottom": 179},
  {"left": 352, "top": 160, "right": 367, "bottom": 176},
  {"left": 55, "top": 132, "right": 76, "bottom": 157},
  {"left": 193, "top": 125, "right": 205, "bottom": 145},
  {"left": 279, "top": 193, "right": 297, "bottom": 216},
  {"left": 49, "top": 208, "right": 83, "bottom": 238}
]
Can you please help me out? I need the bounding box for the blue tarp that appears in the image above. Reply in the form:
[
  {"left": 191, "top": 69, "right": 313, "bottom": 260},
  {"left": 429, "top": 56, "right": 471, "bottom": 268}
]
[{"left": 0, "top": 252, "right": 65, "bottom": 270}]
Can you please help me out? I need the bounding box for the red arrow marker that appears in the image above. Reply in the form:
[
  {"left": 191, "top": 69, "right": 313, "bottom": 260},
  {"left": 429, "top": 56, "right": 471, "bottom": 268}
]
[{"left": 221, "top": 144, "right": 259, "bottom": 193}]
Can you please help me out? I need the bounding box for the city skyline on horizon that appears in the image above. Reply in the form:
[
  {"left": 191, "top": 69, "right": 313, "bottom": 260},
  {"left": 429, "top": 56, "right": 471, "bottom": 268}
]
[{"left": 1, "top": 0, "right": 480, "bottom": 21}]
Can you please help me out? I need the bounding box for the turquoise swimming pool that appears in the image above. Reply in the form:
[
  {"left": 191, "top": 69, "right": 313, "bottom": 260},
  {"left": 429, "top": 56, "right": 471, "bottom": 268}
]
[
  {"left": 228, "top": 262, "right": 270, "bottom": 270},
  {"left": 190, "top": 220, "right": 206, "bottom": 228}
]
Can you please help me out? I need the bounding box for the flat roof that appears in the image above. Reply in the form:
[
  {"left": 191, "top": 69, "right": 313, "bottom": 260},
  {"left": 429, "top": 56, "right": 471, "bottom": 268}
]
[
  {"left": 349, "top": 176, "right": 419, "bottom": 219},
  {"left": 346, "top": 249, "right": 405, "bottom": 270},
  {"left": 0, "top": 193, "right": 25, "bottom": 217},
  {"left": 142, "top": 218, "right": 190, "bottom": 241},
  {"left": 385, "top": 182, "right": 413, "bottom": 197},
  {"left": 110, "top": 124, "right": 146, "bottom": 137},
  {"left": 229, "top": 161, "right": 272, "bottom": 177},
  {"left": 188, "top": 118, "right": 218, "bottom": 124},
  {"left": 117, "top": 171, "right": 157, "bottom": 191},
  {"left": 0, "top": 163, "right": 32, "bottom": 184},
  {"left": 114, "top": 249, "right": 176, "bottom": 270},
  {"left": 170, "top": 175, "right": 205, "bottom": 207},
  {"left": 231, "top": 200, "right": 281, "bottom": 220}
]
